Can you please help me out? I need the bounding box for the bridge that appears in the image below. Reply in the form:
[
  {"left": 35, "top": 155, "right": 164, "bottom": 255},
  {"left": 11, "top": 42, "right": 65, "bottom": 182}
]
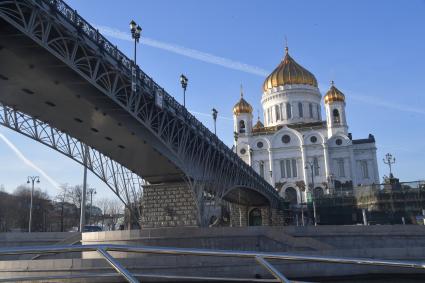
[{"left": 0, "top": 0, "right": 284, "bottom": 227}]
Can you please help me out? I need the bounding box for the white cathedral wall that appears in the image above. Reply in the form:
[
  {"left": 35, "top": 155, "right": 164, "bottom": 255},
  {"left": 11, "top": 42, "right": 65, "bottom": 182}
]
[
  {"left": 261, "top": 85, "right": 322, "bottom": 127},
  {"left": 353, "top": 143, "right": 380, "bottom": 185},
  {"left": 237, "top": 131, "right": 379, "bottom": 205}
]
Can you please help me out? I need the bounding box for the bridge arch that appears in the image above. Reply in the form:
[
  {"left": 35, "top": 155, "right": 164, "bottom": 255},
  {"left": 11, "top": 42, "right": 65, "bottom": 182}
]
[
  {"left": 0, "top": 0, "right": 283, "bottom": 227},
  {"left": 0, "top": 104, "right": 144, "bottom": 219}
]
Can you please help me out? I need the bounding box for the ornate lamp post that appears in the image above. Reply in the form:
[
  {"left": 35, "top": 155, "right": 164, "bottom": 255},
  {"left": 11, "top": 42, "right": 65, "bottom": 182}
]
[
  {"left": 327, "top": 173, "right": 335, "bottom": 194},
  {"left": 129, "top": 20, "right": 142, "bottom": 65},
  {"left": 233, "top": 131, "right": 239, "bottom": 154},
  {"left": 259, "top": 160, "right": 265, "bottom": 178},
  {"left": 383, "top": 153, "right": 396, "bottom": 178},
  {"left": 27, "top": 176, "right": 40, "bottom": 233},
  {"left": 249, "top": 148, "right": 253, "bottom": 166},
  {"left": 305, "top": 161, "right": 318, "bottom": 226},
  {"left": 180, "top": 74, "right": 188, "bottom": 107},
  {"left": 129, "top": 20, "right": 142, "bottom": 98},
  {"left": 87, "top": 187, "right": 97, "bottom": 225},
  {"left": 212, "top": 108, "right": 218, "bottom": 135}
]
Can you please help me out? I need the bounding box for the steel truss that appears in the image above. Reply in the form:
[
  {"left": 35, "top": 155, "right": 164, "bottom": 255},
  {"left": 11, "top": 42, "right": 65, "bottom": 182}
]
[
  {"left": 0, "top": 103, "right": 144, "bottom": 219},
  {"left": 0, "top": 0, "right": 282, "bottom": 225}
]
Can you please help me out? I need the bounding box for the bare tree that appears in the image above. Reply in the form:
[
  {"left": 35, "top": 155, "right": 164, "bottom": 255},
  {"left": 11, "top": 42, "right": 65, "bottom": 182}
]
[
  {"left": 13, "top": 185, "right": 52, "bottom": 232},
  {"left": 96, "top": 198, "right": 110, "bottom": 230},
  {"left": 108, "top": 199, "right": 123, "bottom": 230},
  {"left": 55, "top": 185, "right": 69, "bottom": 232},
  {"left": 67, "top": 185, "right": 83, "bottom": 211}
]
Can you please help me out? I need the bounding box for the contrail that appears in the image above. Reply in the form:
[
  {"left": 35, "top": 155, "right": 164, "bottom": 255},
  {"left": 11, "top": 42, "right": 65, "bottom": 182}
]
[
  {"left": 319, "top": 83, "right": 425, "bottom": 116},
  {"left": 0, "top": 133, "right": 61, "bottom": 190},
  {"left": 349, "top": 94, "right": 425, "bottom": 115},
  {"left": 96, "top": 25, "right": 269, "bottom": 77}
]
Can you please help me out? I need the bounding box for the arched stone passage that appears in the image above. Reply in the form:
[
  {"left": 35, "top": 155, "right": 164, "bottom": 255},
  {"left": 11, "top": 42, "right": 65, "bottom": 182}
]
[
  {"left": 285, "top": 187, "right": 298, "bottom": 205},
  {"left": 314, "top": 187, "right": 324, "bottom": 198},
  {"left": 248, "top": 208, "right": 262, "bottom": 226}
]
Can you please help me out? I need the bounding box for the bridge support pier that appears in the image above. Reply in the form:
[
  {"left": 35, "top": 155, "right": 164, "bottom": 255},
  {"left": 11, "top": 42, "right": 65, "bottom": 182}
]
[
  {"left": 140, "top": 183, "right": 286, "bottom": 228},
  {"left": 140, "top": 183, "right": 199, "bottom": 228}
]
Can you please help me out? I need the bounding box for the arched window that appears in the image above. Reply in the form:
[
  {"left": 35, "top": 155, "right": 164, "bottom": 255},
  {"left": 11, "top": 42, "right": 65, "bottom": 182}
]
[
  {"left": 298, "top": 102, "right": 303, "bottom": 118},
  {"left": 267, "top": 108, "right": 271, "bottom": 124},
  {"left": 309, "top": 103, "right": 313, "bottom": 118},
  {"left": 259, "top": 161, "right": 265, "bottom": 178},
  {"left": 285, "top": 187, "right": 298, "bottom": 205},
  {"left": 361, "top": 160, "right": 369, "bottom": 178},
  {"left": 316, "top": 104, "right": 320, "bottom": 120},
  {"left": 313, "top": 157, "right": 319, "bottom": 176},
  {"left": 286, "top": 103, "right": 292, "bottom": 119},
  {"left": 249, "top": 208, "right": 262, "bottom": 226},
  {"left": 333, "top": 109, "right": 341, "bottom": 124},
  {"left": 280, "top": 103, "right": 284, "bottom": 120},
  {"left": 275, "top": 105, "right": 280, "bottom": 121},
  {"left": 239, "top": 120, "right": 245, "bottom": 133}
]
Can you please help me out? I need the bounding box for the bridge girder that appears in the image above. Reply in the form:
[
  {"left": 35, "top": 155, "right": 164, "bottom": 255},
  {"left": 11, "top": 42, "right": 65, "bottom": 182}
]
[
  {"left": 0, "top": 0, "right": 283, "bottom": 226},
  {"left": 0, "top": 103, "right": 144, "bottom": 218}
]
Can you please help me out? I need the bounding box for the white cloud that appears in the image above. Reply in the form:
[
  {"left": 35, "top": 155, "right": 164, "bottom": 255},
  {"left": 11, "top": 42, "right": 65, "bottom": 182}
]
[
  {"left": 96, "top": 25, "right": 269, "bottom": 77},
  {"left": 318, "top": 83, "right": 425, "bottom": 116},
  {"left": 349, "top": 94, "right": 425, "bottom": 115}
]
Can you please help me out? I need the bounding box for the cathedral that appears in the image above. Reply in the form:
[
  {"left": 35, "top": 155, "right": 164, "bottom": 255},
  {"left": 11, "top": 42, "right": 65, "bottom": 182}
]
[{"left": 233, "top": 47, "right": 379, "bottom": 205}]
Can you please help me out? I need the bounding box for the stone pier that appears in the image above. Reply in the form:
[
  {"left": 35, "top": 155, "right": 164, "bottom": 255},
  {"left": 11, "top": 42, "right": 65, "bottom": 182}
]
[
  {"left": 140, "top": 183, "right": 199, "bottom": 228},
  {"left": 140, "top": 183, "right": 286, "bottom": 228}
]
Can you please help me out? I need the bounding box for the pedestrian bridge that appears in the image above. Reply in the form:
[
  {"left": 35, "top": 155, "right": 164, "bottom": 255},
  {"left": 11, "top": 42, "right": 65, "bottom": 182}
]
[{"left": 0, "top": 0, "right": 284, "bottom": 226}]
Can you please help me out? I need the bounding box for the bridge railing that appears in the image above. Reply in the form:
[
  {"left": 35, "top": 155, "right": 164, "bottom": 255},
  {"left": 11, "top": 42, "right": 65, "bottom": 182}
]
[
  {"left": 41, "top": 0, "right": 275, "bottom": 196},
  {"left": 0, "top": 244, "right": 424, "bottom": 283}
]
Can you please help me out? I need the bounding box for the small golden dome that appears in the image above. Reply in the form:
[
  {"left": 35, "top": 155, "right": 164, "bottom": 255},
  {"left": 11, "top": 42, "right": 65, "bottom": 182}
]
[
  {"left": 253, "top": 119, "right": 264, "bottom": 129},
  {"left": 233, "top": 85, "right": 253, "bottom": 115},
  {"left": 324, "top": 81, "right": 345, "bottom": 104},
  {"left": 263, "top": 47, "right": 318, "bottom": 92}
]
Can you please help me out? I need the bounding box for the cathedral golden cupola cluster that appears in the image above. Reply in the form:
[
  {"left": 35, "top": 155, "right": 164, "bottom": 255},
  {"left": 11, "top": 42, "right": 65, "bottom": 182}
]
[
  {"left": 233, "top": 85, "right": 253, "bottom": 115},
  {"left": 262, "top": 47, "right": 318, "bottom": 92},
  {"left": 324, "top": 81, "right": 345, "bottom": 104}
]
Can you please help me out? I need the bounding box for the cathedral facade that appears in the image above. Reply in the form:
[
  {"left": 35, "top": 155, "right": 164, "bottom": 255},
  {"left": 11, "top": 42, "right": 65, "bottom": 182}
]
[{"left": 233, "top": 47, "right": 379, "bottom": 205}]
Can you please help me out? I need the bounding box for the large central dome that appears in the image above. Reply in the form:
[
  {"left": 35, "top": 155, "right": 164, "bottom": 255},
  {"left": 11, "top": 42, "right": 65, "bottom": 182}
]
[{"left": 263, "top": 47, "right": 318, "bottom": 92}]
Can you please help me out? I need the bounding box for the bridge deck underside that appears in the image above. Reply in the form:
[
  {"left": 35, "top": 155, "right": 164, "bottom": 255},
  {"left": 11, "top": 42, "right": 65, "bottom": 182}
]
[{"left": 0, "top": 20, "right": 183, "bottom": 184}]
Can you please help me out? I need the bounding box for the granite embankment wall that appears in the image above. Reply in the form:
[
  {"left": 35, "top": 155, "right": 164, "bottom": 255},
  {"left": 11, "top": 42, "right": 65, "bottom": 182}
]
[
  {"left": 1, "top": 226, "right": 425, "bottom": 281},
  {"left": 0, "top": 232, "right": 80, "bottom": 260}
]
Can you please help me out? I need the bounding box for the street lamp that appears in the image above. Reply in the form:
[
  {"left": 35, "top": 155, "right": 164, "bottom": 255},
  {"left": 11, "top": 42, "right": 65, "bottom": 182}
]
[
  {"left": 305, "top": 161, "right": 318, "bottom": 226},
  {"left": 87, "top": 188, "right": 97, "bottom": 225},
  {"left": 212, "top": 108, "right": 218, "bottom": 135},
  {"left": 249, "top": 148, "right": 253, "bottom": 166},
  {"left": 129, "top": 20, "right": 142, "bottom": 65},
  {"left": 233, "top": 131, "right": 239, "bottom": 153},
  {"left": 383, "top": 153, "right": 396, "bottom": 178},
  {"left": 130, "top": 20, "right": 142, "bottom": 99},
  {"left": 27, "top": 176, "right": 40, "bottom": 233},
  {"left": 327, "top": 173, "right": 335, "bottom": 194},
  {"left": 180, "top": 74, "right": 188, "bottom": 107}
]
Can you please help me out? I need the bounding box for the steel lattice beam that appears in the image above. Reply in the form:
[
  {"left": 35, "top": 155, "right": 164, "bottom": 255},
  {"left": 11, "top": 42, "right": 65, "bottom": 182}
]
[
  {"left": 0, "top": 103, "right": 144, "bottom": 218},
  {"left": 0, "top": 0, "right": 284, "bottom": 226}
]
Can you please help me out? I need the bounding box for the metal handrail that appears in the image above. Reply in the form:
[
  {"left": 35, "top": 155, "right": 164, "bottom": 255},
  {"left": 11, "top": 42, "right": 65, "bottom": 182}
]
[{"left": 0, "top": 244, "right": 424, "bottom": 283}]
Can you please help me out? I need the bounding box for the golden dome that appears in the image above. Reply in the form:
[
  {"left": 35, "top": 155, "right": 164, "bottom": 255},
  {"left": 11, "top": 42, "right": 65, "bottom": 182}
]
[
  {"left": 253, "top": 119, "right": 264, "bottom": 129},
  {"left": 263, "top": 47, "right": 318, "bottom": 92},
  {"left": 324, "top": 81, "right": 345, "bottom": 104},
  {"left": 233, "top": 86, "right": 253, "bottom": 115}
]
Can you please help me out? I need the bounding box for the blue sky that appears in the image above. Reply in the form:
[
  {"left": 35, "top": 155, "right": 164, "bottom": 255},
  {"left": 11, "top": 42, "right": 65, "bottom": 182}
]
[{"left": 1, "top": 0, "right": 425, "bottom": 198}]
